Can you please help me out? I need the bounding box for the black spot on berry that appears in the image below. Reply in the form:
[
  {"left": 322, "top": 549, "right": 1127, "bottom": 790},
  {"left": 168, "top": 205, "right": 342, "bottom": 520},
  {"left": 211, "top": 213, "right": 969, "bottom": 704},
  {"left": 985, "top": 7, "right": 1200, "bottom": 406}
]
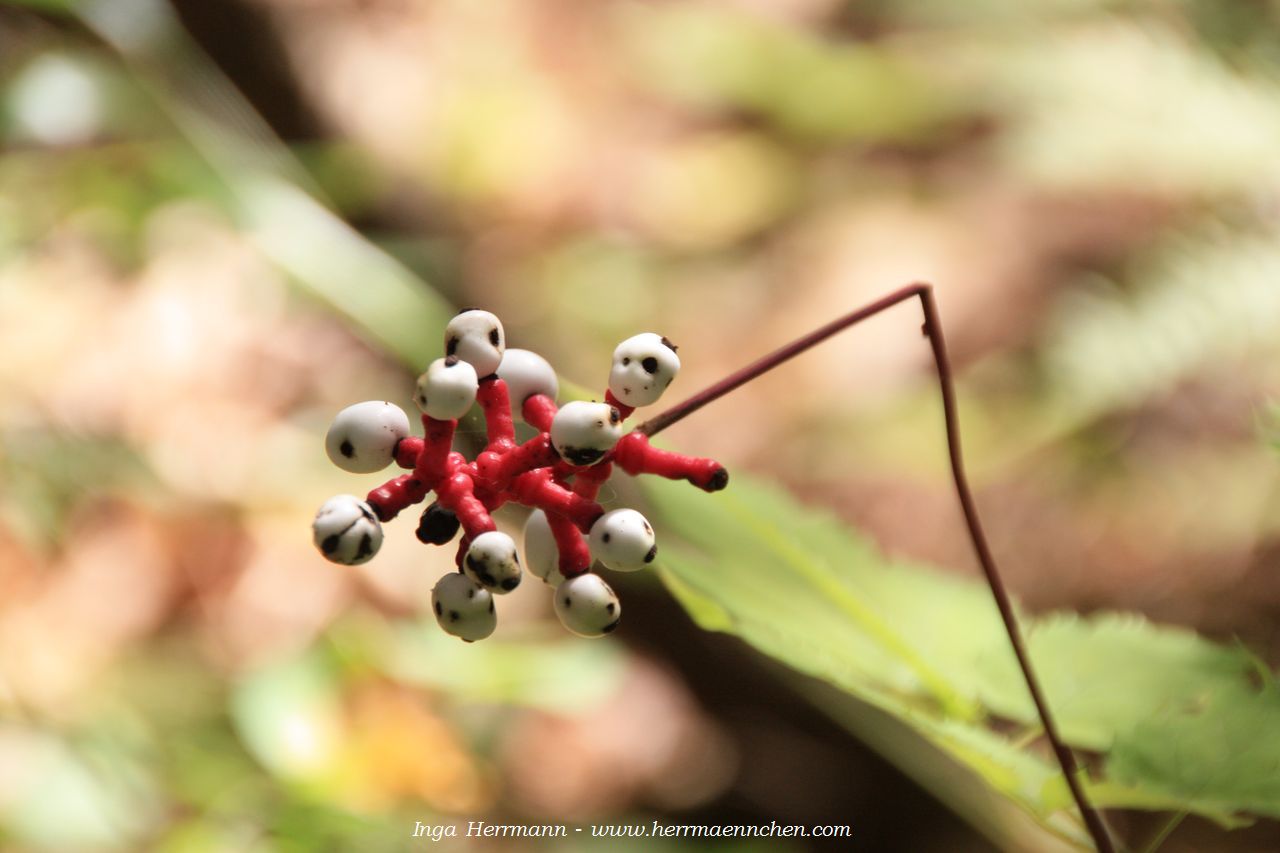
[
  {"left": 641, "top": 356, "right": 659, "bottom": 374},
  {"left": 660, "top": 336, "right": 677, "bottom": 352},
  {"left": 449, "top": 610, "right": 460, "bottom": 622},
  {"left": 642, "top": 521, "right": 651, "bottom": 534},
  {"left": 622, "top": 357, "right": 631, "bottom": 366},
  {"left": 361, "top": 505, "right": 377, "bottom": 523},
  {"left": 467, "top": 587, "right": 475, "bottom": 598},
  {"left": 467, "top": 555, "right": 497, "bottom": 586},
  {"left": 501, "top": 577, "right": 520, "bottom": 591},
  {"left": 339, "top": 439, "right": 354, "bottom": 458},
  {"left": 608, "top": 407, "right": 621, "bottom": 424},
  {"left": 645, "top": 544, "right": 657, "bottom": 563},
  {"left": 605, "top": 602, "right": 615, "bottom": 615},
  {"left": 489, "top": 328, "right": 501, "bottom": 347},
  {"left": 489, "top": 601, "right": 495, "bottom": 613},
  {"left": 456, "top": 306, "right": 479, "bottom": 316},
  {"left": 444, "top": 355, "right": 459, "bottom": 367},
  {"left": 564, "top": 446, "right": 605, "bottom": 466},
  {"left": 602, "top": 620, "right": 619, "bottom": 634},
  {"left": 321, "top": 534, "right": 340, "bottom": 554},
  {"left": 435, "top": 601, "right": 443, "bottom": 617},
  {"left": 446, "top": 337, "right": 459, "bottom": 356},
  {"left": 563, "top": 597, "right": 572, "bottom": 607},
  {"left": 356, "top": 534, "right": 374, "bottom": 559},
  {"left": 602, "top": 532, "right": 611, "bottom": 543}
]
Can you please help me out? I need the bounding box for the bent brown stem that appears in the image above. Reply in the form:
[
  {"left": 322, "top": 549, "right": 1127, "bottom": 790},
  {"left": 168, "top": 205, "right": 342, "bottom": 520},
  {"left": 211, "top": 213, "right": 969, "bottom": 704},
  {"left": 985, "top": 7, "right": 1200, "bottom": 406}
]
[{"left": 638, "top": 283, "right": 1115, "bottom": 853}]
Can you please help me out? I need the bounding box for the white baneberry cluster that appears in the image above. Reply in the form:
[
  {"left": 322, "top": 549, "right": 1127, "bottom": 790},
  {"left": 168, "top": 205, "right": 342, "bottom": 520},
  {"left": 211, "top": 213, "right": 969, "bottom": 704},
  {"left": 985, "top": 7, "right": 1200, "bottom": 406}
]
[{"left": 313, "top": 310, "right": 726, "bottom": 641}]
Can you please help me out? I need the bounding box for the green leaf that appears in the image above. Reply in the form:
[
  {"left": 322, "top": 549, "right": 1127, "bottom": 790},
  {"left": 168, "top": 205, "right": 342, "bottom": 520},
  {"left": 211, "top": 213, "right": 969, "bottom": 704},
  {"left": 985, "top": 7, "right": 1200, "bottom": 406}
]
[
  {"left": 1109, "top": 682, "right": 1280, "bottom": 821},
  {"left": 643, "top": 469, "right": 1280, "bottom": 842},
  {"left": 649, "top": 473, "right": 1009, "bottom": 719},
  {"left": 977, "top": 614, "right": 1259, "bottom": 752}
]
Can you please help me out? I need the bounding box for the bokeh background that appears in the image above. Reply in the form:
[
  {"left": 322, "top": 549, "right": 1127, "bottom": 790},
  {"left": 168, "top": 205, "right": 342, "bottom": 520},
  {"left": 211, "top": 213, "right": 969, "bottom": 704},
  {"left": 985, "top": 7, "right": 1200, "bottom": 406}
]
[{"left": 3, "top": 0, "right": 1280, "bottom": 850}]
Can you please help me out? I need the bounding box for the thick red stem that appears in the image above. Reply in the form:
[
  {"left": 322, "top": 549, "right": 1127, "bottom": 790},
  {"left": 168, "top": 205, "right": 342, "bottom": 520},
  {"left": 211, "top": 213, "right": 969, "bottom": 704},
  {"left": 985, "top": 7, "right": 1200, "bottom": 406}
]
[
  {"left": 394, "top": 436, "right": 424, "bottom": 468},
  {"left": 572, "top": 461, "right": 612, "bottom": 501},
  {"left": 546, "top": 511, "right": 591, "bottom": 577},
  {"left": 604, "top": 390, "right": 635, "bottom": 422},
  {"left": 508, "top": 470, "right": 603, "bottom": 532},
  {"left": 434, "top": 458, "right": 496, "bottom": 539},
  {"left": 613, "top": 432, "right": 727, "bottom": 492},
  {"left": 522, "top": 394, "right": 558, "bottom": 432},
  {"left": 477, "top": 377, "right": 516, "bottom": 450},
  {"left": 480, "top": 433, "right": 558, "bottom": 490},
  {"left": 417, "top": 416, "right": 456, "bottom": 483},
  {"left": 367, "top": 474, "right": 429, "bottom": 521}
]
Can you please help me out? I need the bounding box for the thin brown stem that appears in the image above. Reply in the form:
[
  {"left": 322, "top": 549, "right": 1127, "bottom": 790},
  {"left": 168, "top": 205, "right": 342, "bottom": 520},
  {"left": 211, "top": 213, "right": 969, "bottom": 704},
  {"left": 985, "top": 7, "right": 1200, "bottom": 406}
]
[
  {"left": 637, "top": 285, "right": 925, "bottom": 437},
  {"left": 639, "top": 283, "right": 1115, "bottom": 853}
]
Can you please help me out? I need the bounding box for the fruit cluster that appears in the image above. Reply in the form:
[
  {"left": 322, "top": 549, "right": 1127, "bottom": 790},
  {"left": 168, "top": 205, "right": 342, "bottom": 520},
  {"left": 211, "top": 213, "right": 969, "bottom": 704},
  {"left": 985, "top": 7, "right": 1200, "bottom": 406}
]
[{"left": 312, "top": 309, "right": 728, "bottom": 641}]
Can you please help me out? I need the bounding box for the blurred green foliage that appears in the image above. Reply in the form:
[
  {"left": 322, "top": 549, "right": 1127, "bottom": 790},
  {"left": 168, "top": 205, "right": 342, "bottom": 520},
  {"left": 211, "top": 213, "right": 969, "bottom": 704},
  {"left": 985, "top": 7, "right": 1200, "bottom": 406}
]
[{"left": 649, "top": 472, "right": 1278, "bottom": 846}]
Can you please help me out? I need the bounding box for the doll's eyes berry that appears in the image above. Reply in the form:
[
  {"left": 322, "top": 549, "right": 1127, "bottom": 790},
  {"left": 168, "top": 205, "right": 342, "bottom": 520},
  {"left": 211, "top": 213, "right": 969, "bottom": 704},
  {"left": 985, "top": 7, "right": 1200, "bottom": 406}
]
[
  {"left": 312, "top": 495, "right": 384, "bottom": 566},
  {"left": 432, "top": 572, "right": 496, "bottom": 642},
  {"left": 522, "top": 510, "right": 565, "bottom": 586},
  {"left": 415, "top": 357, "right": 479, "bottom": 420},
  {"left": 550, "top": 401, "right": 623, "bottom": 467},
  {"left": 554, "top": 573, "right": 621, "bottom": 638},
  {"left": 313, "top": 313, "right": 728, "bottom": 640},
  {"left": 444, "top": 308, "right": 505, "bottom": 376},
  {"left": 589, "top": 509, "right": 657, "bottom": 573},
  {"left": 464, "top": 531, "right": 522, "bottom": 593},
  {"left": 609, "top": 332, "right": 680, "bottom": 407},
  {"left": 324, "top": 401, "right": 410, "bottom": 474},
  {"left": 496, "top": 348, "right": 559, "bottom": 409}
]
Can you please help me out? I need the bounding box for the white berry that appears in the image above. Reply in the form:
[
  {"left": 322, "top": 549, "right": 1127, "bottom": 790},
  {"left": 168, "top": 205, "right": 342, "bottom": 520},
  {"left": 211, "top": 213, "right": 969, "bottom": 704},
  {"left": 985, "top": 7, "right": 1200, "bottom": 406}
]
[
  {"left": 550, "top": 401, "right": 623, "bottom": 467},
  {"left": 312, "top": 494, "right": 383, "bottom": 565},
  {"left": 589, "top": 509, "right": 656, "bottom": 572},
  {"left": 463, "top": 530, "right": 523, "bottom": 594},
  {"left": 415, "top": 356, "right": 479, "bottom": 420},
  {"left": 432, "top": 572, "right": 496, "bottom": 642},
  {"left": 325, "top": 401, "right": 410, "bottom": 474},
  {"left": 608, "top": 333, "right": 680, "bottom": 407},
  {"left": 554, "top": 574, "right": 621, "bottom": 638},
  {"left": 522, "top": 510, "right": 565, "bottom": 586},
  {"left": 497, "top": 348, "right": 558, "bottom": 409},
  {"left": 444, "top": 309, "right": 505, "bottom": 377}
]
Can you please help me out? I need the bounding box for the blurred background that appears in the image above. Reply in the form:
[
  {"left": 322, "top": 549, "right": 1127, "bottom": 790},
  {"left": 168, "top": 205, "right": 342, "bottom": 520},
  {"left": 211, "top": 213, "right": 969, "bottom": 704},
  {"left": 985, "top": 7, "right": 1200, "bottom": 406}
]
[{"left": 2, "top": 0, "right": 1280, "bottom": 850}]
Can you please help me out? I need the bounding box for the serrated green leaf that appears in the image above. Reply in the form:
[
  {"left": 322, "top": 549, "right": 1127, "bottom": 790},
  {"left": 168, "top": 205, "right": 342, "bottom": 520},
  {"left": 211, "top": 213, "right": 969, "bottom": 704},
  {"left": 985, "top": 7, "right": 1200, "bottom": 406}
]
[
  {"left": 644, "top": 469, "right": 1280, "bottom": 841},
  {"left": 977, "top": 614, "right": 1259, "bottom": 751},
  {"left": 1109, "top": 683, "right": 1280, "bottom": 820}
]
